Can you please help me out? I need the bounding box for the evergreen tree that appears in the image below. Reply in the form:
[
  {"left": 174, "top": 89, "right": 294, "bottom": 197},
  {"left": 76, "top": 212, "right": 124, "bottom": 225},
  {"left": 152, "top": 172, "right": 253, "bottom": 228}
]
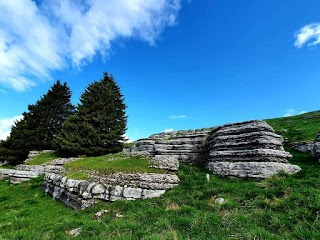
[
  {"left": 0, "top": 80, "right": 75, "bottom": 165},
  {"left": 55, "top": 72, "right": 127, "bottom": 156}
]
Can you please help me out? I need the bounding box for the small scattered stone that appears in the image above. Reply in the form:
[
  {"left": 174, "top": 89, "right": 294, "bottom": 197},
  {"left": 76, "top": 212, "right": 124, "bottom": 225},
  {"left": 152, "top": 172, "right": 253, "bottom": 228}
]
[
  {"left": 206, "top": 173, "right": 210, "bottom": 182},
  {"left": 94, "top": 209, "right": 109, "bottom": 219},
  {"left": 215, "top": 197, "right": 225, "bottom": 204},
  {"left": 115, "top": 213, "right": 124, "bottom": 218},
  {"left": 66, "top": 227, "right": 82, "bottom": 237}
]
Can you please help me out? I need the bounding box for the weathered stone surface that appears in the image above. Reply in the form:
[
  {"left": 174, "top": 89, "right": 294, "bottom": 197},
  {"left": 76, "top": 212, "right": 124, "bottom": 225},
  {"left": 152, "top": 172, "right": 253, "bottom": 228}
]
[
  {"left": 207, "top": 120, "right": 300, "bottom": 178},
  {"left": 91, "top": 172, "right": 180, "bottom": 190},
  {"left": 207, "top": 162, "right": 301, "bottom": 179},
  {"left": 128, "top": 128, "right": 214, "bottom": 167},
  {"left": 313, "top": 132, "right": 320, "bottom": 162},
  {"left": 215, "top": 197, "right": 225, "bottom": 204},
  {"left": 0, "top": 161, "right": 8, "bottom": 166},
  {"left": 142, "top": 189, "right": 166, "bottom": 199},
  {"left": 291, "top": 141, "right": 315, "bottom": 155},
  {"left": 44, "top": 172, "right": 179, "bottom": 209},
  {"left": 50, "top": 157, "right": 81, "bottom": 165},
  {"left": 151, "top": 155, "right": 179, "bottom": 171},
  {"left": 0, "top": 168, "right": 41, "bottom": 184},
  {"left": 123, "top": 187, "right": 142, "bottom": 199},
  {"left": 15, "top": 164, "right": 64, "bottom": 174},
  {"left": 209, "top": 149, "right": 292, "bottom": 163}
]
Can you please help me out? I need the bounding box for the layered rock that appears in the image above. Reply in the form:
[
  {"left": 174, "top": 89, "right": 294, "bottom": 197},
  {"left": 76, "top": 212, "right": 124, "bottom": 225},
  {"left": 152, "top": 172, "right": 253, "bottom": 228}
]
[
  {"left": 0, "top": 168, "right": 41, "bottom": 183},
  {"left": 291, "top": 141, "right": 315, "bottom": 155},
  {"left": 207, "top": 120, "right": 301, "bottom": 178},
  {"left": 0, "top": 151, "right": 76, "bottom": 184},
  {"left": 129, "top": 129, "right": 214, "bottom": 170},
  {"left": 313, "top": 132, "right": 320, "bottom": 161},
  {"left": 44, "top": 172, "right": 180, "bottom": 210}
]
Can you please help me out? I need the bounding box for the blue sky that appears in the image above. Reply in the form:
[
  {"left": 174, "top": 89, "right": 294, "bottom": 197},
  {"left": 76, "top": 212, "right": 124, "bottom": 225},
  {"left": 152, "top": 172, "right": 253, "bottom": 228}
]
[{"left": 1, "top": 0, "right": 320, "bottom": 141}]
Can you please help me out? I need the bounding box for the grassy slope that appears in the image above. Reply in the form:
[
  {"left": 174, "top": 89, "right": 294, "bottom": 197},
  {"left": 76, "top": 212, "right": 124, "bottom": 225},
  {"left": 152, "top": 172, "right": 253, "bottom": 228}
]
[
  {"left": 266, "top": 110, "right": 320, "bottom": 142},
  {"left": 1, "top": 111, "right": 320, "bottom": 239},
  {"left": 0, "top": 149, "right": 319, "bottom": 239},
  {"left": 26, "top": 152, "right": 59, "bottom": 165}
]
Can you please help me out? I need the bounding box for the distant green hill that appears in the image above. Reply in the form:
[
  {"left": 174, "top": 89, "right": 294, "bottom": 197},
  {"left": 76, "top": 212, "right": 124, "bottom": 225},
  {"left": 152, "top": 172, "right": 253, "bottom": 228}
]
[{"left": 267, "top": 110, "right": 320, "bottom": 143}]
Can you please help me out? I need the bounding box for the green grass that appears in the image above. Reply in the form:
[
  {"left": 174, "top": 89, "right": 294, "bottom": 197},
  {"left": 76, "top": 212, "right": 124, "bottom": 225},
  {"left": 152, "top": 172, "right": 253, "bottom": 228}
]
[
  {"left": 267, "top": 110, "right": 320, "bottom": 142},
  {"left": 0, "top": 165, "right": 14, "bottom": 169},
  {"left": 26, "top": 152, "right": 59, "bottom": 165},
  {"left": 1, "top": 148, "right": 319, "bottom": 239},
  {"left": 64, "top": 153, "right": 166, "bottom": 176}
]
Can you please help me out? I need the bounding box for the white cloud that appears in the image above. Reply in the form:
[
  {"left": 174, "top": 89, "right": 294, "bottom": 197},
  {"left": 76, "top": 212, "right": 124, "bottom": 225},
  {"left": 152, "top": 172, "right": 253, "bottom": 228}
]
[
  {"left": 294, "top": 23, "right": 320, "bottom": 48},
  {"left": 0, "top": 115, "right": 23, "bottom": 141},
  {"left": 164, "top": 128, "right": 174, "bottom": 133},
  {"left": 283, "top": 109, "right": 307, "bottom": 117},
  {"left": 0, "top": 0, "right": 182, "bottom": 91},
  {"left": 170, "top": 115, "right": 187, "bottom": 119},
  {"left": 123, "top": 134, "right": 133, "bottom": 143}
]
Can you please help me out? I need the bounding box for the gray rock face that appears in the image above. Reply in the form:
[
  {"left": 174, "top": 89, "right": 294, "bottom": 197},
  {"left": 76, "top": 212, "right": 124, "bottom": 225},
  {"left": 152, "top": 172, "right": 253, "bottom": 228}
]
[
  {"left": 15, "top": 164, "right": 63, "bottom": 174},
  {"left": 128, "top": 128, "right": 214, "bottom": 170},
  {"left": 207, "top": 162, "right": 301, "bottom": 179},
  {"left": 44, "top": 172, "right": 180, "bottom": 210},
  {"left": 207, "top": 120, "right": 300, "bottom": 178},
  {"left": 291, "top": 141, "right": 315, "bottom": 155},
  {"left": 313, "top": 132, "right": 320, "bottom": 162},
  {"left": 0, "top": 168, "right": 41, "bottom": 184},
  {"left": 0, "top": 161, "right": 8, "bottom": 166},
  {"left": 150, "top": 155, "right": 179, "bottom": 171}
]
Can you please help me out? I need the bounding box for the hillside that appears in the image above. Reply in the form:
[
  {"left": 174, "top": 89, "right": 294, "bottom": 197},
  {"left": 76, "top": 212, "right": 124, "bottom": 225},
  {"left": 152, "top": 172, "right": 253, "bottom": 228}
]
[
  {"left": 0, "top": 112, "right": 320, "bottom": 239},
  {"left": 267, "top": 110, "right": 320, "bottom": 143}
]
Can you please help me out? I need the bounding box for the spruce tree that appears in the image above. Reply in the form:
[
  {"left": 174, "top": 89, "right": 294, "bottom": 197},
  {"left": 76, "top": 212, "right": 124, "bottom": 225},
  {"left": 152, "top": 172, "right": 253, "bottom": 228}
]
[
  {"left": 0, "top": 80, "right": 75, "bottom": 165},
  {"left": 55, "top": 72, "right": 127, "bottom": 156}
]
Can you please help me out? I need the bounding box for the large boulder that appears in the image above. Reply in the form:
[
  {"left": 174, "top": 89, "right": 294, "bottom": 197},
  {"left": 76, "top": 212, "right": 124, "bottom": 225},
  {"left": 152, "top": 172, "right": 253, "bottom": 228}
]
[{"left": 206, "top": 120, "right": 301, "bottom": 178}]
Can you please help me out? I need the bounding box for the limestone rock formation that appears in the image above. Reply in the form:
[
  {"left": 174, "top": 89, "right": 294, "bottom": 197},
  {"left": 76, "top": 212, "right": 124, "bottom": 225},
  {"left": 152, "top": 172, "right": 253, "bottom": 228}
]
[
  {"left": 0, "top": 150, "right": 73, "bottom": 183},
  {"left": 44, "top": 172, "right": 180, "bottom": 210},
  {"left": 129, "top": 129, "right": 214, "bottom": 170},
  {"left": 313, "top": 132, "right": 320, "bottom": 162},
  {"left": 207, "top": 120, "right": 301, "bottom": 178},
  {"left": 0, "top": 168, "right": 40, "bottom": 183},
  {"left": 291, "top": 141, "right": 315, "bottom": 155}
]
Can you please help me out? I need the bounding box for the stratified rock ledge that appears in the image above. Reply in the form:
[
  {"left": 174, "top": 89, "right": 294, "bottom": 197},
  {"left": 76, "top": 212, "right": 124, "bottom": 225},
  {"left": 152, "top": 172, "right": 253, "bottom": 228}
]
[{"left": 207, "top": 162, "right": 301, "bottom": 179}]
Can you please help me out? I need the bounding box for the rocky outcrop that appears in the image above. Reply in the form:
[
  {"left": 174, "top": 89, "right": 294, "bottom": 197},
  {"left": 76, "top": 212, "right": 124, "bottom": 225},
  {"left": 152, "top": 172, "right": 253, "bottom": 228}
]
[
  {"left": 129, "top": 129, "right": 214, "bottom": 170},
  {"left": 291, "top": 141, "right": 315, "bottom": 155},
  {"left": 313, "top": 132, "right": 320, "bottom": 162},
  {"left": 207, "top": 120, "right": 301, "bottom": 178},
  {"left": 0, "top": 151, "right": 75, "bottom": 184},
  {"left": 207, "top": 162, "right": 301, "bottom": 179},
  {"left": 0, "top": 168, "right": 41, "bottom": 183},
  {"left": 44, "top": 172, "right": 180, "bottom": 210}
]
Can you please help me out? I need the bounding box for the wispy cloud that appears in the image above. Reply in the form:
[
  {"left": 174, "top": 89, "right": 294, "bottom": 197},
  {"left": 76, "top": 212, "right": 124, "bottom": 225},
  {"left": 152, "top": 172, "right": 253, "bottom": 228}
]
[
  {"left": 294, "top": 23, "right": 320, "bottom": 48},
  {"left": 0, "top": 0, "right": 182, "bottom": 91},
  {"left": 164, "top": 128, "right": 174, "bottom": 133},
  {"left": 0, "top": 89, "right": 7, "bottom": 95},
  {"left": 170, "top": 115, "right": 187, "bottom": 119},
  {"left": 0, "top": 115, "right": 23, "bottom": 140},
  {"left": 283, "top": 109, "right": 307, "bottom": 117}
]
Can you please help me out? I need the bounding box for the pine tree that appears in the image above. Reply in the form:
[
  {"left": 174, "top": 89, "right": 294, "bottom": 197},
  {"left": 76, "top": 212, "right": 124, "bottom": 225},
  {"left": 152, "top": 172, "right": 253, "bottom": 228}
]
[
  {"left": 0, "top": 80, "right": 75, "bottom": 165},
  {"left": 55, "top": 72, "right": 127, "bottom": 156}
]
